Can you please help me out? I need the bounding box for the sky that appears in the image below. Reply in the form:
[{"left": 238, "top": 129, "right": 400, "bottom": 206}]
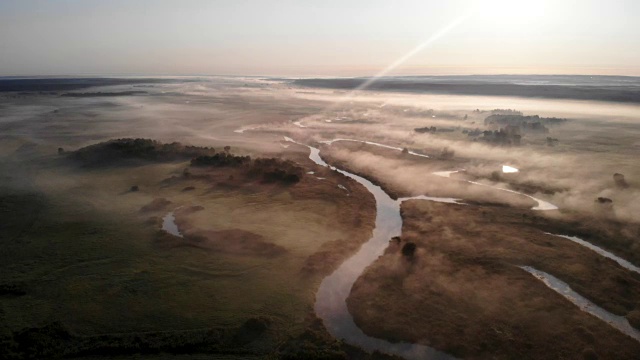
[{"left": 0, "top": 0, "right": 639, "bottom": 77}]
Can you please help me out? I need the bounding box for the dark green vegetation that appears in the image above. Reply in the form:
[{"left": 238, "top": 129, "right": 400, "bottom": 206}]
[
  {"left": 72, "top": 138, "right": 216, "bottom": 167},
  {"left": 71, "top": 138, "right": 303, "bottom": 185},
  {"left": 190, "top": 153, "right": 251, "bottom": 167},
  {"left": 1, "top": 317, "right": 400, "bottom": 359},
  {"left": 484, "top": 114, "right": 566, "bottom": 127},
  {"left": 0, "top": 78, "right": 180, "bottom": 93},
  {"left": 190, "top": 153, "right": 303, "bottom": 184}
]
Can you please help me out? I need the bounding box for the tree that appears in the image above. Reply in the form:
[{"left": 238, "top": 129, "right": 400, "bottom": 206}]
[
  {"left": 224, "top": 146, "right": 231, "bottom": 153},
  {"left": 614, "top": 173, "right": 629, "bottom": 189},
  {"left": 439, "top": 146, "right": 454, "bottom": 160},
  {"left": 401, "top": 242, "right": 416, "bottom": 257}
]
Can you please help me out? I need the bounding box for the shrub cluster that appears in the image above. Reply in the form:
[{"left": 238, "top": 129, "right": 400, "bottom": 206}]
[
  {"left": 72, "top": 138, "right": 216, "bottom": 165},
  {"left": 190, "top": 153, "right": 251, "bottom": 167},
  {"left": 250, "top": 158, "right": 303, "bottom": 184}
]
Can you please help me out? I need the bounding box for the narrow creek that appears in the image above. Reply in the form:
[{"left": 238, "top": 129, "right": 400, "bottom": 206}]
[
  {"left": 431, "top": 170, "right": 558, "bottom": 211},
  {"left": 545, "top": 233, "right": 640, "bottom": 275},
  {"left": 521, "top": 266, "right": 640, "bottom": 342}
]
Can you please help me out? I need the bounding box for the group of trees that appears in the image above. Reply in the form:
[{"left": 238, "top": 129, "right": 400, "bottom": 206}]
[
  {"left": 490, "top": 109, "right": 523, "bottom": 116},
  {"left": 480, "top": 128, "right": 522, "bottom": 146},
  {"left": 249, "top": 158, "right": 303, "bottom": 184},
  {"left": 414, "top": 126, "right": 438, "bottom": 134},
  {"left": 191, "top": 152, "right": 303, "bottom": 185},
  {"left": 484, "top": 114, "right": 566, "bottom": 135},
  {"left": 614, "top": 173, "right": 629, "bottom": 189},
  {"left": 190, "top": 153, "right": 251, "bottom": 167},
  {"left": 72, "top": 138, "right": 216, "bottom": 165},
  {"left": 439, "top": 146, "right": 455, "bottom": 160}
]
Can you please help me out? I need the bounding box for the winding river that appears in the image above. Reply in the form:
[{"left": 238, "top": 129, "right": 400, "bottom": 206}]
[
  {"left": 164, "top": 130, "right": 640, "bottom": 357},
  {"left": 283, "top": 136, "right": 640, "bottom": 357},
  {"left": 431, "top": 170, "right": 558, "bottom": 211},
  {"left": 321, "top": 138, "right": 431, "bottom": 159},
  {"left": 286, "top": 136, "right": 456, "bottom": 359}
]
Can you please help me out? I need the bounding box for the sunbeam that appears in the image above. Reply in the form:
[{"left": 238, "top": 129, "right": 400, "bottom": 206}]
[{"left": 333, "top": 12, "right": 473, "bottom": 106}]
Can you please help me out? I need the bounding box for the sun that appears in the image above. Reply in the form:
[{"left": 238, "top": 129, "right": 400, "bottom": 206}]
[{"left": 477, "top": 0, "right": 549, "bottom": 24}]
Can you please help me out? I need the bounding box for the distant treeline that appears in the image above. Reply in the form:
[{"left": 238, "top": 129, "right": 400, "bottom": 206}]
[
  {"left": 71, "top": 138, "right": 303, "bottom": 184},
  {"left": 484, "top": 114, "right": 566, "bottom": 126},
  {"left": 295, "top": 78, "right": 640, "bottom": 103},
  {"left": 0, "top": 77, "right": 189, "bottom": 92},
  {"left": 60, "top": 91, "right": 148, "bottom": 97}
]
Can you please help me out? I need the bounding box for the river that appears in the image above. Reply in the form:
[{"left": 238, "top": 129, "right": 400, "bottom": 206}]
[{"left": 161, "top": 134, "right": 639, "bottom": 358}]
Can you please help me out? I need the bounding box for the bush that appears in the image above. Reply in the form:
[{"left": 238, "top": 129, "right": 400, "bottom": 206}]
[
  {"left": 401, "top": 242, "right": 417, "bottom": 257},
  {"left": 439, "top": 146, "right": 455, "bottom": 160},
  {"left": 250, "top": 158, "right": 303, "bottom": 184}
]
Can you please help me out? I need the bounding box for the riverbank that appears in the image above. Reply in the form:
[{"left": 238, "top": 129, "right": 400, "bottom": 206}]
[{"left": 347, "top": 199, "right": 640, "bottom": 359}]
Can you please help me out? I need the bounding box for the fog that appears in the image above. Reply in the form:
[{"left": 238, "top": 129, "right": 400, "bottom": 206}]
[{"left": 2, "top": 76, "right": 639, "bottom": 223}]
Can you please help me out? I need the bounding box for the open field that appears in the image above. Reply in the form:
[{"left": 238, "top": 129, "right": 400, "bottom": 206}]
[{"left": 348, "top": 200, "right": 640, "bottom": 359}]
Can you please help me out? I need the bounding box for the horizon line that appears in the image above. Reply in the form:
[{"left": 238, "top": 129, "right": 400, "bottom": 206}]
[{"left": 2, "top": 73, "right": 640, "bottom": 80}]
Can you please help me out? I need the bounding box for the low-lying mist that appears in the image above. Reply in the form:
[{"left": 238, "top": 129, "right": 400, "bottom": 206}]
[{"left": 2, "top": 76, "right": 639, "bottom": 224}]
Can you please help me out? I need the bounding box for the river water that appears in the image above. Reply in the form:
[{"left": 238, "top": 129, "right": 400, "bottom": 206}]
[{"left": 161, "top": 211, "right": 183, "bottom": 237}]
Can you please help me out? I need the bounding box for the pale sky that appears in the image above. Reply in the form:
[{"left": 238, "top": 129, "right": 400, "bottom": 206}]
[{"left": 1, "top": 0, "right": 639, "bottom": 76}]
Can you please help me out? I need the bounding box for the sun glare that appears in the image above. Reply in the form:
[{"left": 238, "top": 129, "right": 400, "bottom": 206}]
[{"left": 478, "top": 0, "right": 549, "bottom": 24}]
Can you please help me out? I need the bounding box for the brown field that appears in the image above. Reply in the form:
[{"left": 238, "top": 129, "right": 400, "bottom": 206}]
[{"left": 347, "top": 200, "right": 640, "bottom": 359}]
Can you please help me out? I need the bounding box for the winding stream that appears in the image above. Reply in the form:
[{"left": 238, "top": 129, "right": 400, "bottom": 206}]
[
  {"left": 521, "top": 266, "right": 640, "bottom": 342},
  {"left": 316, "top": 138, "right": 556, "bottom": 210},
  {"left": 545, "top": 233, "right": 640, "bottom": 275},
  {"left": 321, "top": 138, "right": 431, "bottom": 159},
  {"left": 432, "top": 170, "right": 558, "bottom": 211}
]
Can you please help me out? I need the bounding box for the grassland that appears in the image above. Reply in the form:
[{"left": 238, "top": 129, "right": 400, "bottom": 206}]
[
  {"left": 0, "top": 137, "right": 389, "bottom": 358},
  {"left": 347, "top": 200, "right": 640, "bottom": 359}
]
